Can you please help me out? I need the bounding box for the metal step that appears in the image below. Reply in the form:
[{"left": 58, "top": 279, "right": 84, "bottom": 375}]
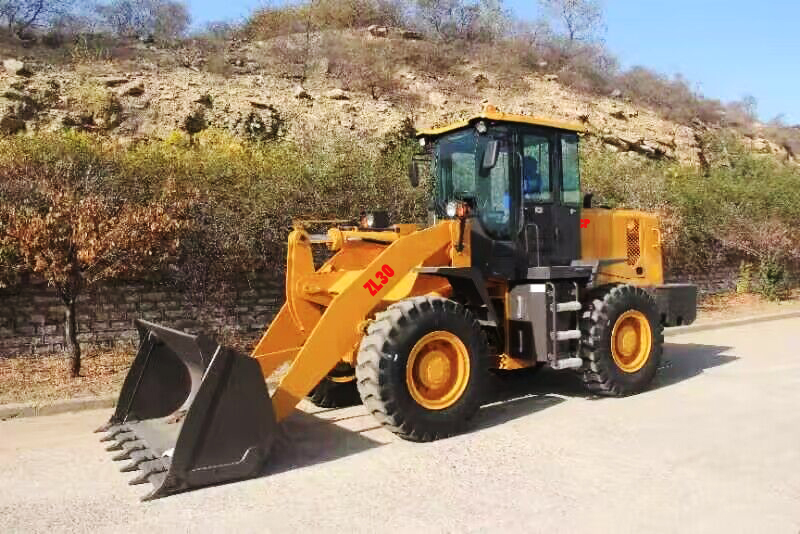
[
  {"left": 551, "top": 357, "right": 583, "bottom": 370},
  {"left": 555, "top": 301, "right": 582, "bottom": 313},
  {"left": 553, "top": 329, "right": 581, "bottom": 341}
]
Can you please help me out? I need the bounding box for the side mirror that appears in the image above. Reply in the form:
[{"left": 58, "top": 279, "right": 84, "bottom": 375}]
[
  {"left": 408, "top": 161, "right": 420, "bottom": 188},
  {"left": 482, "top": 140, "right": 499, "bottom": 171}
]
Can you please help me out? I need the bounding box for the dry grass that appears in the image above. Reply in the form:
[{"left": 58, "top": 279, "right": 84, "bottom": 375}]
[
  {"left": 696, "top": 290, "right": 800, "bottom": 324},
  {"left": 0, "top": 346, "right": 135, "bottom": 405}
]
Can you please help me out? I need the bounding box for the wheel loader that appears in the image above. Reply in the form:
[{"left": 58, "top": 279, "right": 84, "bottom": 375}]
[{"left": 97, "top": 105, "right": 697, "bottom": 500}]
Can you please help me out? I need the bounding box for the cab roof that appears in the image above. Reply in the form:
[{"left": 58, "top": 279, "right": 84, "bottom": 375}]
[{"left": 416, "top": 105, "right": 586, "bottom": 137}]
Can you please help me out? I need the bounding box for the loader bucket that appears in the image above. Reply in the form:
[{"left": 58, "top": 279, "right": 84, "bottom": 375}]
[{"left": 96, "top": 320, "right": 277, "bottom": 501}]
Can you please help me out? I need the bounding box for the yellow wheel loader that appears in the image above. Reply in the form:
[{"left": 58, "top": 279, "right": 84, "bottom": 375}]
[{"left": 97, "top": 105, "right": 697, "bottom": 499}]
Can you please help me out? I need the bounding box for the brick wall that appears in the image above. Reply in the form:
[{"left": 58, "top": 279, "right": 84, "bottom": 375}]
[
  {"left": 0, "top": 274, "right": 284, "bottom": 357},
  {"left": 0, "top": 264, "right": 759, "bottom": 357},
  {"left": 665, "top": 264, "right": 741, "bottom": 294}
]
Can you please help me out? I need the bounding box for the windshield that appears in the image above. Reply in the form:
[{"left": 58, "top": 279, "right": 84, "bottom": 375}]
[{"left": 433, "top": 129, "right": 512, "bottom": 240}]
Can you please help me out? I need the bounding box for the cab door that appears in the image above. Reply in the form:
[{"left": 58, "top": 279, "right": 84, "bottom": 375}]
[
  {"left": 519, "top": 129, "right": 555, "bottom": 267},
  {"left": 551, "top": 133, "right": 582, "bottom": 264},
  {"left": 520, "top": 130, "right": 581, "bottom": 266}
]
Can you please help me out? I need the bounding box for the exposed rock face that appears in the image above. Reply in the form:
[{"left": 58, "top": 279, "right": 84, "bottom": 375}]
[
  {"left": 293, "top": 86, "right": 312, "bottom": 100},
  {"left": 95, "top": 76, "right": 129, "bottom": 87},
  {"left": 368, "top": 25, "right": 389, "bottom": 38},
  {"left": 118, "top": 81, "right": 145, "bottom": 97},
  {"left": 3, "top": 59, "right": 31, "bottom": 77},
  {"left": 324, "top": 88, "right": 349, "bottom": 100},
  {"left": 0, "top": 35, "right": 793, "bottom": 168},
  {"left": 601, "top": 134, "right": 669, "bottom": 159}
]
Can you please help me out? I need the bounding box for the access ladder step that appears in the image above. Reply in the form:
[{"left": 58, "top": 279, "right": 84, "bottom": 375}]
[
  {"left": 550, "top": 357, "right": 583, "bottom": 370},
  {"left": 555, "top": 301, "right": 582, "bottom": 313},
  {"left": 553, "top": 329, "right": 581, "bottom": 341}
]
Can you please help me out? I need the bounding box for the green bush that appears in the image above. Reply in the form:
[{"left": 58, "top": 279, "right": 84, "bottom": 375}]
[
  {"left": 758, "top": 257, "right": 788, "bottom": 301},
  {"left": 736, "top": 261, "right": 754, "bottom": 294},
  {"left": 0, "top": 128, "right": 425, "bottom": 292},
  {"left": 2, "top": 128, "right": 798, "bottom": 297},
  {"left": 581, "top": 133, "right": 800, "bottom": 278}
]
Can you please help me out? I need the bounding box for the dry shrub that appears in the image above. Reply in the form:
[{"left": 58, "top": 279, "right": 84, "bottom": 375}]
[
  {"left": 616, "top": 67, "right": 724, "bottom": 125},
  {"left": 245, "top": 0, "right": 404, "bottom": 40},
  {"left": 324, "top": 34, "right": 401, "bottom": 99}
]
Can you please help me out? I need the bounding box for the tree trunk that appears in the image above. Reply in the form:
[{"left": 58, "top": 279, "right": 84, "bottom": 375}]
[{"left": 64, "top": 297, "right": 81, "bottom": 378}]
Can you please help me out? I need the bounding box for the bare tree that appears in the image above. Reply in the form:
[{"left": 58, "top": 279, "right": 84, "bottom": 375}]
[
  {"left": 539, "top": 0, "right": 605, "bottom": 43},
  {"left": 0, "top": 0, "right": 75, "bottom": 36},
  {"left": 413, "top": 0, "right": 508, "bottom": 42},
  {"left": 97, "top": 0, "right": 189, "bottom": 40}
]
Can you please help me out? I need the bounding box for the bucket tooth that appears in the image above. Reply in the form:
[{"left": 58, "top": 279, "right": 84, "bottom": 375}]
[
  {"left": 105, "top": 432, "right": 135, "bottom": 451},
  {"left": 141, "top": 473, "right": 169, "bottom": 501},
  {"left": 111, "top": 440, "right": 145, "bottom": 462},
  {"left": 128, "top": 459, "right": 168, "bottom": 485},
  {"left": 120, "top": 449, "right": 157, "bottom": 473},
  {"left": 112, "top": 440, "right": 146, "bottom": 461},
  {"left": 100, "top": 425, "right": 128, "bottom": 442},
  {"left": 95, "top": 422, "right": 113, "bottom": 433}
]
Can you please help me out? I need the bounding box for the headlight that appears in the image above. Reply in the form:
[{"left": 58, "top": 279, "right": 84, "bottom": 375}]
[
  {"left": 365, "top": 213, "right": 375, "bottom": 227},
  {"left": 476, "top": 121, "right": 487, "bottom": 134},
  {"left": 446, "top": 201, "right": 458, "bottom": 218}
]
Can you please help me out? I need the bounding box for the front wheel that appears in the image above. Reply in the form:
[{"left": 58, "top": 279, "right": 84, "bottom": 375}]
[
  {"left": 307, "top": 363, "right": 361, "bottom": 408},
  {"left": 579, "top": 285, "right": 663, "bottom": 396},
  {"left": 356, "top": 297, "right": 491, "bottom": 442}
]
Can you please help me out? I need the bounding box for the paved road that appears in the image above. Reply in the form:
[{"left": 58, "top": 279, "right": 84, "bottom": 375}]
[{"left": 2, "top": 319, "right": 799, "bottom": 533}]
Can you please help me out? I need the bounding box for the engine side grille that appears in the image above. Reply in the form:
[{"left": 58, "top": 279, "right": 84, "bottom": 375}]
[{"left": 626, "top": 219, "right": 640, "bottom": 266}]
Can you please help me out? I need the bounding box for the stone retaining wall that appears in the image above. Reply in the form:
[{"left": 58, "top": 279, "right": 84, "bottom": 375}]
[
  {"left": 0, "top": 275, "right": 284, "bottom": 357},
  {"left": 0, "top": 265, "right": 753, "bottom": 357}
]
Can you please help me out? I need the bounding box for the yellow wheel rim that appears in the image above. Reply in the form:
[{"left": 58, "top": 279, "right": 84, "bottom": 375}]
[
  {"left": 406, "top": 331, "right": 470, "bottom": 410},
  {"left": 611, "top": 310, "right": 653, "bottom": 373},
  {"left": 328, "top": 374, "right": 355, "bottom": 383}
]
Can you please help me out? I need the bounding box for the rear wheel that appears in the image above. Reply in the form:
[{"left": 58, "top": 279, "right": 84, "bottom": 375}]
[
  {"left": 579, "top": 285, "right": 663, "bottom": 396},
  {"left": 307, "top": 363, "right": 361, "bottom": 408},
  {"left": 356, "top": 297, "right": 491, "bottom": 442}
]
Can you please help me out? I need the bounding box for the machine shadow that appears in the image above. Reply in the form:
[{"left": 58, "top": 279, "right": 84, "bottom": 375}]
[
  {"left": 478, "top": 341, "right": 736, "bottom": 411},
  {"left": 263, "top": 409, "right": 386, "bottom": 476},
  {"left": 256, "top": 343, "right": 736, "bottom": 476},
  {"left": 652, "top": 342, "right": 737, "bottom": 390}
]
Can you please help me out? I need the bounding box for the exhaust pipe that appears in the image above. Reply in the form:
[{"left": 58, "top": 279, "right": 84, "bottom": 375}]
[{"left": 97, "top": 320, "right": 277, "bottom": 500}]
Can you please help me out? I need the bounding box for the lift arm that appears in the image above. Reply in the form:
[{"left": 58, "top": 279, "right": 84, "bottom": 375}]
[{"left": 252, "top": 221, "right": 457, "bottom": 421}]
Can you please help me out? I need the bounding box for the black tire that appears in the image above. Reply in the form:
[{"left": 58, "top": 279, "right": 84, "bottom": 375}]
[
  {"left": 579, "top": 285, "right": 663, "bottom": 396},
  {"left": 307, "top": 363, "right": 361, "bottom": 408},
  {"left": 356, "top": 296, "right": 491, "bottom": 442}
]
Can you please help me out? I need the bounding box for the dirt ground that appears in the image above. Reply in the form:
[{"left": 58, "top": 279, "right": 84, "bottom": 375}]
[
  {"left": 1, "top": 290, "right": 799, "bottom": 406},
  {"left": 695, "top": 289, "right": 800, "bottom": 323},
  {"left": 0, "top": 348, "right": 134, "bottom": 405}
]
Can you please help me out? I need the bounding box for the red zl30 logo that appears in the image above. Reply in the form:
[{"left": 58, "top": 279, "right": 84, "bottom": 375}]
[{"left": 580, "top": 219, "right": 590, "bottom": 229}]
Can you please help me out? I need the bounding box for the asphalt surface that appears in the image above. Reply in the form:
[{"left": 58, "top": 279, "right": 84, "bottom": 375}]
[{"left": 1, "top": 319, "right": 799, "bottom": 533}]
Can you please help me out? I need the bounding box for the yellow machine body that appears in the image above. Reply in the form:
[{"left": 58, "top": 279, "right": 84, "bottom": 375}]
[
  {"left": 581, "top": 208, "right": 664, "bottom": 287},
  {"left": 251, "top": 208, "right": 664, "bottom": 422},
  {"left": 99, "top": 107, "right": 692, "bottom": 500}
]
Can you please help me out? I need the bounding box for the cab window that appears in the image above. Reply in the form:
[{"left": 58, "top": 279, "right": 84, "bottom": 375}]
[
  {"left": 561, "top": 133, "right": 581, "bottom": 205},
  {"left": 434, "top": 130, "right": 512, "bottom": 240},
  {"left": 522, "top": 134, "right": 552, "bottom": 202}
]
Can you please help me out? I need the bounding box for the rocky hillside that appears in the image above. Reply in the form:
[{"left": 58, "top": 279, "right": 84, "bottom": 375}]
[{"left": 0, "top": 29, "right": 796, "bottom": 165}]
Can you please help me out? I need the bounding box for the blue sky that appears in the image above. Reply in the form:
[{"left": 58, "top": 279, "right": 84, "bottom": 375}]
[{"left": 188, "top": 0, "right": 800, "bottom": 124}]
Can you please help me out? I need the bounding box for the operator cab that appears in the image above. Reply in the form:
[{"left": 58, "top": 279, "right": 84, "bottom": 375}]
[{"left": 414, "top": 105, "right": 586, "bottom": 280}]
